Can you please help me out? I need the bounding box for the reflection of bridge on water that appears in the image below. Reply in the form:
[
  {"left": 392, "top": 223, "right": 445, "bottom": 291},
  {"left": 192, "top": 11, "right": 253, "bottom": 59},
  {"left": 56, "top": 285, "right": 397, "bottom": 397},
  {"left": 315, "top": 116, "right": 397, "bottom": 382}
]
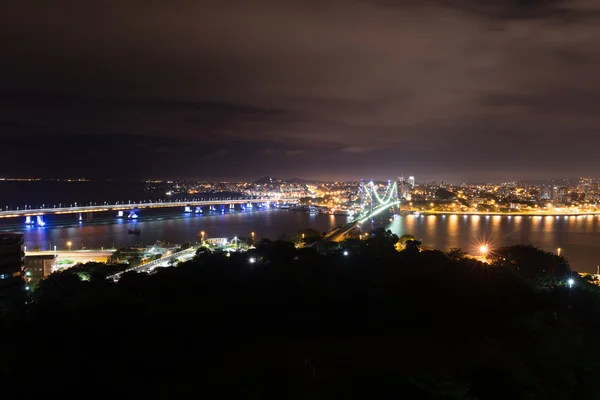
[
  {"left": 325, "top": 180, "right": 401, "bottom": 242},
  {"left": 0, "top": 198, "right": 296, "bottom": 226}
]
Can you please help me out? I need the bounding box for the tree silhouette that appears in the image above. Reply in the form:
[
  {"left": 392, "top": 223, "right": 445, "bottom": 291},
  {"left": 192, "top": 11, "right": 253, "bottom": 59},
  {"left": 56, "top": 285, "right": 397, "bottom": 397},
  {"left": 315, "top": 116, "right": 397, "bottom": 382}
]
[{"left": 447, "top": 248, "right": 466, "bottom": 260}]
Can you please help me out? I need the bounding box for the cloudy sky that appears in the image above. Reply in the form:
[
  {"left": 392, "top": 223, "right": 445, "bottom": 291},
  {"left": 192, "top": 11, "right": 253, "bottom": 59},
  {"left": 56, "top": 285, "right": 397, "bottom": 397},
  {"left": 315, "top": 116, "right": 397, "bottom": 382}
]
[{"left": 1, "top": 0, "right": 599, "bottom": 181}]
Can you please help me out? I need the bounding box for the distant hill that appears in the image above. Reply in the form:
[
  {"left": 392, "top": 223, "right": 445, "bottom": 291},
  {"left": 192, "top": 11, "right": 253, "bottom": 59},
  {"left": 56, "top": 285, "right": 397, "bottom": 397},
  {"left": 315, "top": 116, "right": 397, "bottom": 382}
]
[
  {"left": 253, "top": 176, "right": 280, "bottom": 185},
  {"left": 286, "top": 177, "right": 315, "bottom": 184},
  {"left": 254, "top": 176, "right": 319, "bottom": 185}
]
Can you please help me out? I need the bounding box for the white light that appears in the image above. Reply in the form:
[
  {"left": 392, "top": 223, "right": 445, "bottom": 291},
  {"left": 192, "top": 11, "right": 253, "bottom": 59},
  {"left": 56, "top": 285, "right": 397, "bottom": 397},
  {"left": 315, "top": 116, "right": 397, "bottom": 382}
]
[
  {"left": 343, "top": 251, "right": 349, "bottom": 256},
  {"left": 249, "top": 257, "right": 256, "bottom": 264},
  {"left": 25, "top": 286, "right": 30, "bottom": 291},
  {"left": 568, "top": 278, "right": 575, "bottom": 287}
]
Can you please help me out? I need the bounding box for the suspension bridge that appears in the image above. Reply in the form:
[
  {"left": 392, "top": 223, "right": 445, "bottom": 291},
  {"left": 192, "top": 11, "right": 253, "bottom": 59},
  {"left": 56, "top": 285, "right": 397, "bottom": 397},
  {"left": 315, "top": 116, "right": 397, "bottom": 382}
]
[{"left": 325, "top": 180, "right": 401, "bottom": 242}]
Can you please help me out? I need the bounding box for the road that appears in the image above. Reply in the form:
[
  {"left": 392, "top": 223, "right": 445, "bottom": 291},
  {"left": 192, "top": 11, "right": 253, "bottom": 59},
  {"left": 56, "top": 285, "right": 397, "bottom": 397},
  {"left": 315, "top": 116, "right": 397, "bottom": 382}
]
[
  {"left": 27, "top": 250, "right": 115, "bottom": 263},
  {"left": 108, "top": 248, "right": 196, "bottom": 281}
]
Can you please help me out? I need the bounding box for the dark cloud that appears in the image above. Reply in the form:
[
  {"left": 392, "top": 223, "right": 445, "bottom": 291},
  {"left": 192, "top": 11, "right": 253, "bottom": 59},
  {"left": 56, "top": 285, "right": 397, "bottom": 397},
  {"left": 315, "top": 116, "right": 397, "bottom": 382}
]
[{"left": 1, "top": 0, "right": 599, "bottom": 181}]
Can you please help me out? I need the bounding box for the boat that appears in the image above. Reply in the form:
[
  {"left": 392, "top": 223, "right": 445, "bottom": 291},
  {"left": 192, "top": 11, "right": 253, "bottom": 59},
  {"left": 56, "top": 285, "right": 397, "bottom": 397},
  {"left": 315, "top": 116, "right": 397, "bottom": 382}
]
[{"left": 128, "top": 228, "right": 141, "bottom": 235}]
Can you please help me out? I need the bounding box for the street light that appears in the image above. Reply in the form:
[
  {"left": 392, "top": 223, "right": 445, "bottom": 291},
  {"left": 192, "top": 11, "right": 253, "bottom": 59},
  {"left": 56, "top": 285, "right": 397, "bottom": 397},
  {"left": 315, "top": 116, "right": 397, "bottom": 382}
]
[
  {"left": 479, "top": 244, "right": 489, "bottom": 258},
  {"left": 557, "top": 247, "right": 562, "bottom": 256},
  {"left": 568, "top": 278, "right": 574, "bottom": 288},
  {"left": 67, "top": 241, "right": 72, "bottom": 251},
  {"left": 200, "top": 231, "right": 205, "bottom": 243},
  {"left": 251, "top": 231, "right": 255, "bottom": 243}
]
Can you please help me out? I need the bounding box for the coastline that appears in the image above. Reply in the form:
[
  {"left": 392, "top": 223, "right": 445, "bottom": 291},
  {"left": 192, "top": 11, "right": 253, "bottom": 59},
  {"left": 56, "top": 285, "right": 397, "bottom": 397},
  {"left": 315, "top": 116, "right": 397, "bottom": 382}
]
[{"left": 409, "top": 210, "right": 600, "bottom": 217}]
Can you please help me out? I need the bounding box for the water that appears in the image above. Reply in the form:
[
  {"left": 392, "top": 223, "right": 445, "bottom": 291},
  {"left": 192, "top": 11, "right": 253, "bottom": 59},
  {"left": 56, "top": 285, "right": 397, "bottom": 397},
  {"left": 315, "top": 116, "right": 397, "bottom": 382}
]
[
  {"left": 3, "top": 197, "right": 600, "bottom": 272},
  {"left": 6, "top": 209, "right": 349, "bottom": 251},
  {"left": 0, "top": 181, "right": 150, "bottom": 208},
  {"left": 388, "top": 214, "right": 600, "bottom": 273}
]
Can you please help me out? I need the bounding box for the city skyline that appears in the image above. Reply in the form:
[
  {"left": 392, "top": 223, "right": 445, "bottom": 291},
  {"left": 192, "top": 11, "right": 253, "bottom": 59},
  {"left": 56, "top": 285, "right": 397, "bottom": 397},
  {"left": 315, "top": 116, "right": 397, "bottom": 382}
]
[
  {"left": 0, "top": 173, "right": 597, "bottom": 185},
  {"left": 2, "top": 0, "right": 600, "bottom": 181}
]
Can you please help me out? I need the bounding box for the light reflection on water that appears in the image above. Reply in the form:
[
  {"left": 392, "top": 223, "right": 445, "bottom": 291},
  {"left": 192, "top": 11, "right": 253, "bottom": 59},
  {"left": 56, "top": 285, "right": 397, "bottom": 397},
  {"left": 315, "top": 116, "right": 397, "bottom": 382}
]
[
  {"left": 387, "top": 214, "right": 600, "bottom": 273},
  {"left": 10, "top": 209, "right": 349, "bottom": 251},
  {"left": 5, "top": 210, "right": 600, "bottom": 272}
]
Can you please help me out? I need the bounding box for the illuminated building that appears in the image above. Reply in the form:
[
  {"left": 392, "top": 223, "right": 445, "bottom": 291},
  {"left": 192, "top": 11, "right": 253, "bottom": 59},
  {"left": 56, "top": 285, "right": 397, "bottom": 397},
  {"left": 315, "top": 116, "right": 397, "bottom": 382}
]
[
  {"left": 0, "top": 233, "right": 24, "bottom": 291},
  {"left": 24, "top": 254, "right": 57, "bottom": 285},
  {"left": 408, "top": 176, "right": 415, "bottom": 189},
  {"left": 540, "top": 186, "right": 552, "bottom": 200},
  {"left": 398, "top": 176, "right": 410, "bottom": 198}
]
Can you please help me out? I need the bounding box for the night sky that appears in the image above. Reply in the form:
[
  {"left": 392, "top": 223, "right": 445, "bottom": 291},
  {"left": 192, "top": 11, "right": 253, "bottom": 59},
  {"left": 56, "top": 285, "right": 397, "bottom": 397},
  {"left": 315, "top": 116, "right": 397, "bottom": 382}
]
[{"left": 1, "top": 0, "right": 599, "bottom": 182}]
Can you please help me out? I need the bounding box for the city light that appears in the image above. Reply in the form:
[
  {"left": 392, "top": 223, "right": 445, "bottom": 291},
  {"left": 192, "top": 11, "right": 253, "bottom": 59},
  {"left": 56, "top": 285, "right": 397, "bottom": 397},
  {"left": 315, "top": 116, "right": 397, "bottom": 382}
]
[
  {"left": 479, "top": 244, "right": 489, "bottom": 255},
  {"left": 343, "top": 250, "right": 349, "bottom": 256},
  {"left": 249, "top": 257, "right": 256, "bottom": 264},
  {"left": 67, "top": 241, "right": 72, "bottom": 251},
  {"left": 568, "top": 278, "right": 575, "bottom": 288}
]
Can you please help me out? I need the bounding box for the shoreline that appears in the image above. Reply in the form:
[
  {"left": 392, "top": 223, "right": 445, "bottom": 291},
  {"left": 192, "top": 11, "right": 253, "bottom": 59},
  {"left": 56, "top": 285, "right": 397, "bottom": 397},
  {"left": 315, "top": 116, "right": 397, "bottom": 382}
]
[{"left": 409, "top": 210, "right": 600, "bottom": 217}]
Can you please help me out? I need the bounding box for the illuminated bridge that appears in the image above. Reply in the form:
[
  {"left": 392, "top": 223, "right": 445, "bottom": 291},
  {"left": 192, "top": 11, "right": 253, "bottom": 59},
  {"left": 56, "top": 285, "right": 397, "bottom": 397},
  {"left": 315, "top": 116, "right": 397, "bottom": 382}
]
[
  {"left": 0, "top": 198, "right": 296, "bottom": 226},
  {"left": 325, "top": 180, "right": 401, "bottom": 242}
]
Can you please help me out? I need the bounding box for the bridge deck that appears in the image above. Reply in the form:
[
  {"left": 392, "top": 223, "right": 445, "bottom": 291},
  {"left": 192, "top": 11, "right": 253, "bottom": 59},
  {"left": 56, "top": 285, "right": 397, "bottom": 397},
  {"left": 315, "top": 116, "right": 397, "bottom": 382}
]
[{"left": 0, "top": 198, "right": 295, "bottom": 218}]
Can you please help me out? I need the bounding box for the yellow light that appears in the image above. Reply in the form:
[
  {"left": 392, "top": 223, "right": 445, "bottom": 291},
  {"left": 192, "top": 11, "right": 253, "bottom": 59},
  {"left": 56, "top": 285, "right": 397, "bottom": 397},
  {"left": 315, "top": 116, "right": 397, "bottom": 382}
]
[{"left": 479, "top": 244, "right": 488, "bottom": 255}]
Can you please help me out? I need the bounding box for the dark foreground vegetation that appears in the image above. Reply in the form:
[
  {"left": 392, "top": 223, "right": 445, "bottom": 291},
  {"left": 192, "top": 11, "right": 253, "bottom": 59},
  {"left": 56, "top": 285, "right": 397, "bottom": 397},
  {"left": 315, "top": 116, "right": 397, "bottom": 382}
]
[{"left": 2, "top": 231, "right": 600, "bottom": 399}]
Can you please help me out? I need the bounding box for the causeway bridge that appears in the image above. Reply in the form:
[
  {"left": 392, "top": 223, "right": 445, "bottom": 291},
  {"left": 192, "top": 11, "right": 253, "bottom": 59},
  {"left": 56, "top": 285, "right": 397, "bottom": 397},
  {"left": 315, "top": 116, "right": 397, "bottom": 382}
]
[{"left": 0, "top": 198, "right": 296, "bottom": 226}]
